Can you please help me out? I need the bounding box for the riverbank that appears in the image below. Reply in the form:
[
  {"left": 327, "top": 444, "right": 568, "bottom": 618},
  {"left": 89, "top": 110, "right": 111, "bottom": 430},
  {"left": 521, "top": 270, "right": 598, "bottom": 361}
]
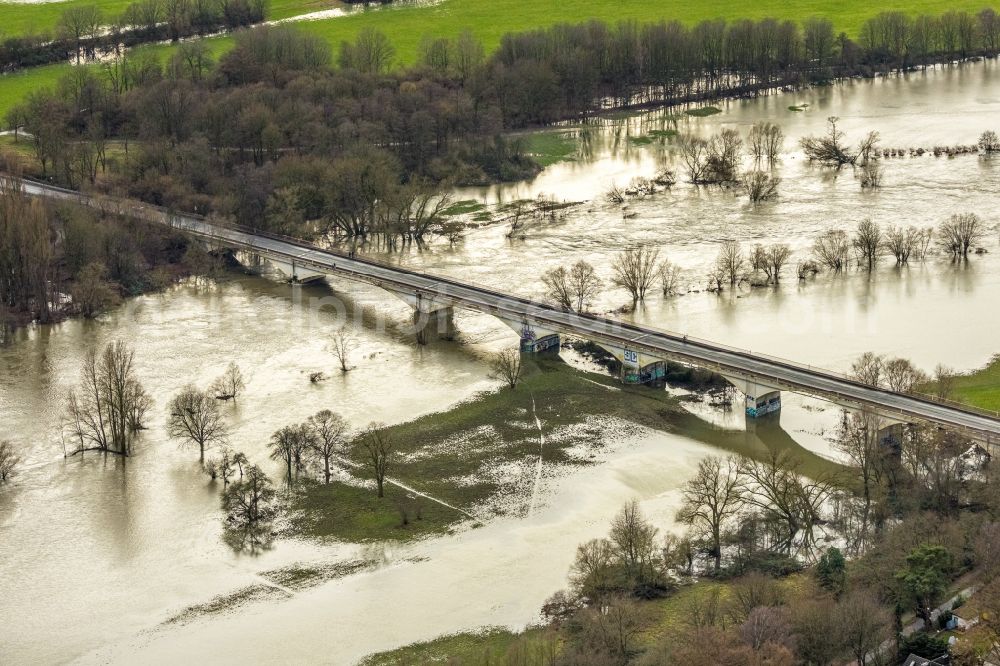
[
  {"left": 362, "top": 573, "right": 820, "bottom": 665},
  {"left": 936, "top": 355, "right": 1000, "bottom": 412}
]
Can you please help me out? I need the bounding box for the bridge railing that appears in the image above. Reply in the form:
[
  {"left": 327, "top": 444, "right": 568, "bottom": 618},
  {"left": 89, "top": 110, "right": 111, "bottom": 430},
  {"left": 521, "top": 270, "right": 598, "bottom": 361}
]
[{"left": 15, "top": 177, "right": 1000, "bottom": 423}]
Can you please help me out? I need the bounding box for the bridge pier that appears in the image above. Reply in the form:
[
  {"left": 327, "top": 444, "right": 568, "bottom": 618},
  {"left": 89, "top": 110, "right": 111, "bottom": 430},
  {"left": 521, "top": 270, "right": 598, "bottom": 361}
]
[
  {"left": 266, "top": 256, "right": 327, "bottom": 283},
  {"left": 497, "top": 318, "right": 560, "bottom": 353},
  {"left": 722, "top": 375, "right": 783, "bottom": 417},
  {"left": 590, "top": 343, "right": 666, "bottom": 385},
  {"left": 413, "top": 307, "right": 456, "bottom": 344},
  {"left": 390, "top": 290, "right": 458, "bottom": 345}
]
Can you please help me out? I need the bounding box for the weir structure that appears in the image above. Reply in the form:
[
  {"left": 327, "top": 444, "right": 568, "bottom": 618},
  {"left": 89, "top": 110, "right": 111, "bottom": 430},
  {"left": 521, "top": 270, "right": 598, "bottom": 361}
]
[{"left": 16, "top": 177, "right": 1000, "bottom": 445}]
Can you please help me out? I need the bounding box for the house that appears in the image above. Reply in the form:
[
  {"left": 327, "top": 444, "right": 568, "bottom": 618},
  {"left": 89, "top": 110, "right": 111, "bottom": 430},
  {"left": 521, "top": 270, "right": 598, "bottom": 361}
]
[{"left": 902, "top": 653, "right": 950, "bottom": 666}]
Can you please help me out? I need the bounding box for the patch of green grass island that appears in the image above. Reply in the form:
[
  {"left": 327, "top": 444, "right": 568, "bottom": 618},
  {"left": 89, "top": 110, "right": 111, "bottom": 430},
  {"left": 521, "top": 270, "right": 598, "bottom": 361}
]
[
  {"left": 685, "top": 106, "right": 723, "bottom": 117},
  {"left": 521, "top": 130, "right": 579, "bottom": 167},
  {"left": 285, "top": 356, "right": 847, "bottom": 543}
]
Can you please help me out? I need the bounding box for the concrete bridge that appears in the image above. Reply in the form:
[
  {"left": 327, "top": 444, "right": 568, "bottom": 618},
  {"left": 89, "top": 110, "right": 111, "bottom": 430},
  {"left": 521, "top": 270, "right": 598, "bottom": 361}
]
[{"left": 17, "top": 178, "right": 1000, "bottom": 444}]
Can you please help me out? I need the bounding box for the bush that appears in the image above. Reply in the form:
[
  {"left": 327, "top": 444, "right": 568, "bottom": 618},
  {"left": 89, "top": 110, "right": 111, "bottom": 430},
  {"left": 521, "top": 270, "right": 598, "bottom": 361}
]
[{"left": 898, "top": 632, "right": 949, "bottom": 660}]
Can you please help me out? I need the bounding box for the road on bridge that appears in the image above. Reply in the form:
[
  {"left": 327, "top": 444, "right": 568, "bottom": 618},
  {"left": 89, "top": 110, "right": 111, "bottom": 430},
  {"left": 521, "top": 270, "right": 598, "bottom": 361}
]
[{"left": 15, "top": 177, "right": 1000, "bottom": 443}]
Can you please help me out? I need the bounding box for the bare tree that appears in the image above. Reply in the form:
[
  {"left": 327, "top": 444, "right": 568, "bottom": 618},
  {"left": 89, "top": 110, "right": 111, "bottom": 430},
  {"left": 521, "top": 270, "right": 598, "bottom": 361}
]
[
  {"left": 883, "top": 357, "right": 927, "bottom": 392},
  {"left": 933, "top": 364, "right": 956, "bottom": 400},
  {"left": 938, "top": 213, "right": 985, "bottom": 259},
  {"left": 742, "top": 170, "right": 780, "bottom": 202},
  {"left": 680, "top": 137, "right": 711, "bottom": 183},
  {"left": 748, "top": 121, "right": 784, "bottom": 162},
  {"left": 605, "top": 183, "right": 626, "bottom": 204},
  {"left": 706, "top": 128, "right": 743, "bottom": 182},
  {"left": 232, "top": 451, "right": 249, "bottom": 480},
  {"left": 611, "top": 246, "right": 659, "bottom": 303},
  {"left": 362, "top": 422, "right": 394, "bottom": 498},
  {"left": 979, "top": 130, "right": 1000, "bottom": 153},
  {"left": 676, "top": 456, "right": 744, "bottom": 571},
  {"left": 307, "top": 409, "right": 350, "bottom": 484},
  {"left": 330, "top": 327, "right": 355, "bottom": 372},
  {"left": 542, "top": 266, "right": 573, "bottom": 310},
  {"left": 64, "top": 341, "right": 151, "bottom": 456},
  {"left": 576, "top": 595, "right": 643, "bottom": 662},
  {"left": 853, "top": 218, "right": 884, "bottom": 270},
  {"left": 570, "top": 538, "right": 617, "bottom": 599},
  {"left": 884, "top": 225, "right": 923, "bottom": 264},
  {"left": 658, "top": 259, "right": 681, "bottom": 296},
  {"left": 504, "top": 200, "right": 532, "bottom": 239},
  {"left": 813, "top": 230, "right": 851, "bottom": 271},
  {"left": 609, "top": 500, "right": 661, "bottom": 587},
  {"left": 750, "top": 243, "right": 790, "bottom": 284},
  {"left": 340, "top": 27, "right": 396, "bottom": 74},
  {"left": 714, "top": 240, "right": 747, "bottom": 288},
  {"left": 58, "top": 5, "right": 102, "bottom": 64},
  {"left": 856, "top": 130, "right": 881, "bottom": 165},
  {"left": 222, "top": 464, "right": 277, "bottom": 529},
  {"left": 0, "top": 441, "right": 20, "bottom": 483},
  {"left": 167, "top": 386, "right": 229, "bottom": 462},
  {"left": 738, "top": 452, "right": 834, "bottom": 555},
  {"left": 851, "top": 351, "right": 885, "bottom": 386},
  {"left": 835, "top": 410, "right": 887, "bottom": 538},
  {"left": 210, "top": 362, "right": 246, "bottom": 402},
  {"left": 767, "top": 244, "right": 792, "bottom": 283},
  {"left": 489, "top": 347, "right": 522, "bottom": 389},
  {"left": 839, "top": 590, "right": 894, "bottom": 666},
  {"left": 859, "top": 160, "right": 884, "bottom": 189},
  {"left": 567, "top": 261, "right": 602, "bottom": 312},
  {"left": 800, "top": 116, "right": 856, "bottom": 166},
  {"left": 269, "top": 424, "right": 312, "bottom": 482}
]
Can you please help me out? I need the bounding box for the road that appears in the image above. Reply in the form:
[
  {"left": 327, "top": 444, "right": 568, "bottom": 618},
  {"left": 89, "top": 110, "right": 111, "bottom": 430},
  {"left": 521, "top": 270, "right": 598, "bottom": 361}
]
[{"left": 16, "top": 177, "right": 1000, "bottom": 443}]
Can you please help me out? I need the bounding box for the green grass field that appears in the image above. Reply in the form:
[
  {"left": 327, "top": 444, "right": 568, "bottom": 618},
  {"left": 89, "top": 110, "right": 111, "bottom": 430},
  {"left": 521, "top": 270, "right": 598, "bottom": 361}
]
[
  {"left": 282, "top": 356, "right": 846, "bottom": 544},
  {"left": 363, "top": 573, "right": 819, "bottom": 664},
  {"left": 0, "top": 0, "right": 337, "bottom": 37},
  {"left": 950, "top": 355, "right": 1000, "bottom": 412},
  {"left": 1, "top": 0, "right": 995, "bottom": 123}
]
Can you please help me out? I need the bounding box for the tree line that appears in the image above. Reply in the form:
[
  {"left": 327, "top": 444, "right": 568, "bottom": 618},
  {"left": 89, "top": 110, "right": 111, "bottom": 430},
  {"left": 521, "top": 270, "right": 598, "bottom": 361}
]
[
  {"left": 0, "top": 177, "right": 216, "bottom": 328},
  {"left": 1, "top": 0, "right": 266, "bottom": 72},
  {"left": 484, "top": 403, "right": 1000, "bottom": 666},
  {"left": 6, "top": 9, "right": 1000, "bottom": 245}
]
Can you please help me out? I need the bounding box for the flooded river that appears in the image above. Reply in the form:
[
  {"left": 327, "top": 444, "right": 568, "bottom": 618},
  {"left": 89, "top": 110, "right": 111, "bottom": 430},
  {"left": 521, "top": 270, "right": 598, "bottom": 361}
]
[{"left": 1, "top": 61, "right": 998, "bottom": 664}]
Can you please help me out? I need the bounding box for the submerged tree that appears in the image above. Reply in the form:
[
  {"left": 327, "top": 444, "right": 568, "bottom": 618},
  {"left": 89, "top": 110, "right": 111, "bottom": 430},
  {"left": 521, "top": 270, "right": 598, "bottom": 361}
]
[
  {"left": 852, "top": 218, "right": 884, "bottom": 270},
  {"left": 657, "top": 259, "right": 682, "bottom": 296},
  {"left": 64, "top": 340, "right": 151, "bottom": 456},
  {"left": 611, "top": 246, "right": 659, "bottom": 303},
  {"left": 714, "top": 240, "right": 747, "bottom": 288},
  {"left": 979, "top": 130, "right": 1000, "bottom": 153},
  {"left": 800, "top": 116, "right": 855, "bottom": 166},
  {"left": 938, "top": 213, "right": 984, "bottom": 259},
  {"left": 222, "top": 463, "right": 277, "bottom": 533},
  {"left": 544, "top": 261, "right": 602, "bottom": 312},
  {"left": 676, "top": 456, "right": 744, "bottom": 571},
  {"left": 210, "top": 362, "right": 246, "bottom": 402},
  {"left": 167, "top": 386, "right": 229, "bottom": 462},
  {"left": 0, "top": 441, "right": 20, "bottom": 483},
  {"left": 742, "top": 170, "right": 780, "bottom": 203},
  {"left": 748, "top": 121, "right": 784, "bottom": 163},
  {"left": 269, "top": 424, "right": 311, "bottom": 482},
  {"left": 330, "top": 327, "right": 354, "bottom": 373},
  {"left": 813, "top": 230, "right": 851, "bottom": 271}
]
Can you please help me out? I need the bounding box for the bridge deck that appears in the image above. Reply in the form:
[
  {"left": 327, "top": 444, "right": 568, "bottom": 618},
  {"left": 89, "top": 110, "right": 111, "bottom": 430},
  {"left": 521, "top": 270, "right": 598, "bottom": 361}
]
[{"left": 17, "top": 178, "right": 1000, "bottom": 443}]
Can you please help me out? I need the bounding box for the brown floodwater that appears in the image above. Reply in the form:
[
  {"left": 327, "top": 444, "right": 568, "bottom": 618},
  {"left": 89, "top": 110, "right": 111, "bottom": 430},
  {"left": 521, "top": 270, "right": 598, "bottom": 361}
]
[{"left": 1, "top": 61, "right": 998, "bottom": 665}]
